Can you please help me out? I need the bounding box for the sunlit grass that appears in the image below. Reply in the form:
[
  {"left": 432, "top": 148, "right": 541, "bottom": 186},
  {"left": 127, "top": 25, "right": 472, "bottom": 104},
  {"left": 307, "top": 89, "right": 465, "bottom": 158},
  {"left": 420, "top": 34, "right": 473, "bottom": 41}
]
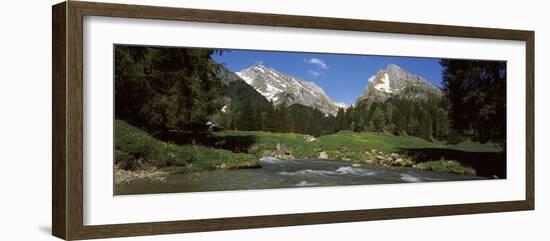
[{"left": 115, "top": 120, "right": 259, "bottom": 173}]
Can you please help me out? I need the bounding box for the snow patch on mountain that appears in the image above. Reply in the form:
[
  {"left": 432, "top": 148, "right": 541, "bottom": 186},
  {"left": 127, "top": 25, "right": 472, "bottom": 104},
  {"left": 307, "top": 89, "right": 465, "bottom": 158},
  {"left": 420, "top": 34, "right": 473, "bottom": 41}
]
[
  {"left": 236, "top": 72, "right": 253, "bottom": 85},
  {"left": 374, "top": 73, "right": 392, "bottom": 93},
  {"left": 335, "top": 102, "right": 349, "bottom": 109}
]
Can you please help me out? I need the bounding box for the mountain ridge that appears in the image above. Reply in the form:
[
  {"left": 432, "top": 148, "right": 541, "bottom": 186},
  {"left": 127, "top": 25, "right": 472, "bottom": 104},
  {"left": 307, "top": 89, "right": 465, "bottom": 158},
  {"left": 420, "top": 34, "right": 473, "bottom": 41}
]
[
  {"left": 235, "top": 64, "right": 348, "bottom": 116},
  {"left": 232, "top": 63, "right": 442, "bottom": 115}
]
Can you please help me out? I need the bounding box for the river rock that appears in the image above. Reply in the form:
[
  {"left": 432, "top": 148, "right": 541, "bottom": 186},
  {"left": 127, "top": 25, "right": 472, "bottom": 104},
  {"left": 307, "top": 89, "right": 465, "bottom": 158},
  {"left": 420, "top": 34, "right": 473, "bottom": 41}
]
[
  {"left": 304, "top": 135, "right": 317, "bottom": 142},
  {"left": 275, "top": 153, "right": 294, "bottom": 160},
  {"left": 376, "top": 155, "right": 385, "bottom": 160},
  {"left": 117, "top": 153, "right": 144, "bottom": 171},
  {"left": 319, "top": 151, "right": 328, "bottom": 159},
  {"left": 351, "top": 163, "right": 361, "bottom": 167},
  {"left": 390, "top": 153, "right": 400, "bottom": 159},
  {"left": 276, "top": 143, "right": 288, "bottom": 152},
  {"left": 275, "top": 143, "right": 294, "bottom": 159}
]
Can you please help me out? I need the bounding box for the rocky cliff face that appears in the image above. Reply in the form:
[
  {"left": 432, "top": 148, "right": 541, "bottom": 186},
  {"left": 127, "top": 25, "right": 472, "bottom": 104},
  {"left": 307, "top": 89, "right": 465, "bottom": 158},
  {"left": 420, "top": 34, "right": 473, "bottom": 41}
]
[
  {"left": 233, "top": 64, "right": 440, "bottom": 114},
  {"left": 358, "top": 64, "right": 442, "bottom": 104},
  {"left": 236, "top": 64, "right": 348, "bottom": 115}
]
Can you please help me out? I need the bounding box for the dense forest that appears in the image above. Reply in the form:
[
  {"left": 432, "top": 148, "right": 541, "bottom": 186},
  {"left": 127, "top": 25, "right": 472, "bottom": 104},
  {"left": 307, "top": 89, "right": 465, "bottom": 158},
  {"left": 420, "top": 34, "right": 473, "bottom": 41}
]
[
  {"left": 115, "top": 45, "right": 506, "bottom": 147},
  {"left": 115, "top": 45, "right": 226, "bottom": 134},
  {"left": 214, "top": 96, "right": 451, "bottom": 142}
]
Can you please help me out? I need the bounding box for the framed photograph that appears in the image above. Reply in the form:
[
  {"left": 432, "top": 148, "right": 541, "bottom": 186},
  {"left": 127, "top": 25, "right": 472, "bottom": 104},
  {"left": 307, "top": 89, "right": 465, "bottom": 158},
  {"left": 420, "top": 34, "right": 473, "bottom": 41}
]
[{"left": 52, "top": 1, "right": 534, "bottom": 240}]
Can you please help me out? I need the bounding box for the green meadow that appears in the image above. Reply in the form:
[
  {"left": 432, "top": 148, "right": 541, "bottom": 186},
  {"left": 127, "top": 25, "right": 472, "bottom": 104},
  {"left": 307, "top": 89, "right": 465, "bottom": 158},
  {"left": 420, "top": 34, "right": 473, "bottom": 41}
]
[{"left": 115, "top": 119, "right": 500, "bottom": 179}]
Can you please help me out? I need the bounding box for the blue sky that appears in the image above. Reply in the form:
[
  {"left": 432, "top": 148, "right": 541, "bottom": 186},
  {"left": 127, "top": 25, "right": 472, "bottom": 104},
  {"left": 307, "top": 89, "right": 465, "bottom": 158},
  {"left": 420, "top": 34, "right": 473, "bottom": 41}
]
[{"left": 212, "top": 49, "right": 443, "bottom": 105}]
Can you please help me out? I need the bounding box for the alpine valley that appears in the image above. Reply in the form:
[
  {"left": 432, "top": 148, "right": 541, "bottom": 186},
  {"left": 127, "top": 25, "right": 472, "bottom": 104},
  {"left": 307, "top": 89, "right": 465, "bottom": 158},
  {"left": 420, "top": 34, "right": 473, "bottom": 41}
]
[
  {"left": 114, "top": 46, "right": 507, "bottom": 195},
  {"left": 210, "top": 62, "right": 452, "bottom": 141}
]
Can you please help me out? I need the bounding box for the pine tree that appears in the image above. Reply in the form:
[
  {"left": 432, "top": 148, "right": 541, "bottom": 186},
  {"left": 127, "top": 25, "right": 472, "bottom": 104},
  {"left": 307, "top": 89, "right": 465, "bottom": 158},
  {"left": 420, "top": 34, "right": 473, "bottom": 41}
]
[
  {"left": 335, "top": 108, "right": 346, "bottom": 131},
  {"left": 384, "top": 103, "right": 395, "bottom": 131},
  {"left": 237, "top": 99, "right": 256, "bottom": 130},
  {"left": 264, "top": 101, "right": 278, "bottom": 132},
  {"left": 440, "top": 59, "right": 506, "bottom": 144},
  {"left": 417, "top": 109, "right": 433, "bottom": 141},
  {"left": 371, "top": 108, "right": 386, "bottom": 132},
  {"left": 114, "top": 46, "right": 225, "bottom": 133},
  {"left": 276, "top": 103, "right": 291, "bottom": 132},
  {"left": 433, "top": 107, "right": 449, "bottom": 139}
]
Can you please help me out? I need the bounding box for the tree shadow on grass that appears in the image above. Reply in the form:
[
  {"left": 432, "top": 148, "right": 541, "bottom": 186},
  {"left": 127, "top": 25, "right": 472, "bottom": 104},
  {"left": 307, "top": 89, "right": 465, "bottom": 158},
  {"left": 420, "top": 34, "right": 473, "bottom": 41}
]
[
  {"left": 158, "top": 131, "right": 257, "bottom": 153},
  {"left": 210, "top": 135, "right": 257, "bottom": 153},
  {"left": 399, "top": 148, "right": 506, "bottom": 178}
]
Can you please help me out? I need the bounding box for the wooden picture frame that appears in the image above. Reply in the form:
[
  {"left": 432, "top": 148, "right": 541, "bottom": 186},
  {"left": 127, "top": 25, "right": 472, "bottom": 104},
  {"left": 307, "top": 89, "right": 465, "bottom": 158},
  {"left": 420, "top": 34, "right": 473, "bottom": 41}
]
[{"left": 52, "top": 1, "right": 534, "bottom": 240}]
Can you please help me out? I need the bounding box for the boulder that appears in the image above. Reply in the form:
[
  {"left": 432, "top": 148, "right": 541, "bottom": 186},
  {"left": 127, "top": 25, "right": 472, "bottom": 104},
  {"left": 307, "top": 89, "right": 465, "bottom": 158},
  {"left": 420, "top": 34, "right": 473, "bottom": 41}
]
[
  {"left": 276, "top": 143, "right": 288, "bottom": 152},
  {"left": 117, "top": 153, "right": 144, "bottom": 171},
  {"left": 304, "top": 135, "right": 317, "bottom": 142},
  {"left": 396, "top": 158, "right": 410, "bottom": 167},
  {"left": 275, "top": 153, "right": 295, "bottom": 160},
  {"left": 275, "top": 143, "right": 294, "bottom": 159},
  {"left": 319, "top": 151, "right": 329, "bottom": 159},
  {"left": 363, "top": 152, "right": 372, "bottom": 158}
]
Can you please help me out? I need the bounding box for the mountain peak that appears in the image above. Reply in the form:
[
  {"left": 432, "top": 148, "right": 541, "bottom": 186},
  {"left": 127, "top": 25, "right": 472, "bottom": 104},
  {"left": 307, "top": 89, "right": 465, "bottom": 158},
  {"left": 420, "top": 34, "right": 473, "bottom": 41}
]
[
  {"left": 235, "top": 64, "right": 348, "bottom": 115},
  {"left": 386, "top": 63, "right": 402, "bottom": 70},
  {"left": 252, "top": 63, "right": 267, "bottom": 69},
  {"left": 359, "top": 64, "right": 442, "bottom": 103}
]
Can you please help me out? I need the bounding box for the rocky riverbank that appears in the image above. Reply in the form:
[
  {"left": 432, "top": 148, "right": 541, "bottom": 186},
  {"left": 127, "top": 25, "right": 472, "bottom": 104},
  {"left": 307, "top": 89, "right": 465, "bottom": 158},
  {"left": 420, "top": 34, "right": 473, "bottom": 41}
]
[
  {"left": 114, "top": 165, "right": 169, "bottom": 185},
  {"left": 258, "top": 140, "right": 476, "bottom": 176}
]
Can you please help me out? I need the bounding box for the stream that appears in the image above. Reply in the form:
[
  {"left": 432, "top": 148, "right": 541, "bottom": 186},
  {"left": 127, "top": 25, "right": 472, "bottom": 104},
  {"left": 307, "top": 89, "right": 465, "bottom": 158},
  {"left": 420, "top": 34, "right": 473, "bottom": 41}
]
[{"left": 116, "top": 157, "right": 484, "bottom": 195}]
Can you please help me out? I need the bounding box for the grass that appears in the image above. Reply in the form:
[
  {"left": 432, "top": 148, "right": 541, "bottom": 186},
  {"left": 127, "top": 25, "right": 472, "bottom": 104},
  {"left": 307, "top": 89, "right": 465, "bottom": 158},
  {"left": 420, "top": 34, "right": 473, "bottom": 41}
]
[
  {"left": 216, "top": 130, "right": 498, "bottom": 176},
  {"left": 216, "top": 130, "right": 497, "bottom": 157},
  {"left": 116, "top": 119, "right": 498, "bottom": 178},
  {"left": 115, "top": 120, "right": 259, "bottom": 174},
  {"left": 448, "top": 139, "right": 502, "bottom": 152},
  {"left": 415, "top": 159, "right": 477, "bottom": 176}
]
